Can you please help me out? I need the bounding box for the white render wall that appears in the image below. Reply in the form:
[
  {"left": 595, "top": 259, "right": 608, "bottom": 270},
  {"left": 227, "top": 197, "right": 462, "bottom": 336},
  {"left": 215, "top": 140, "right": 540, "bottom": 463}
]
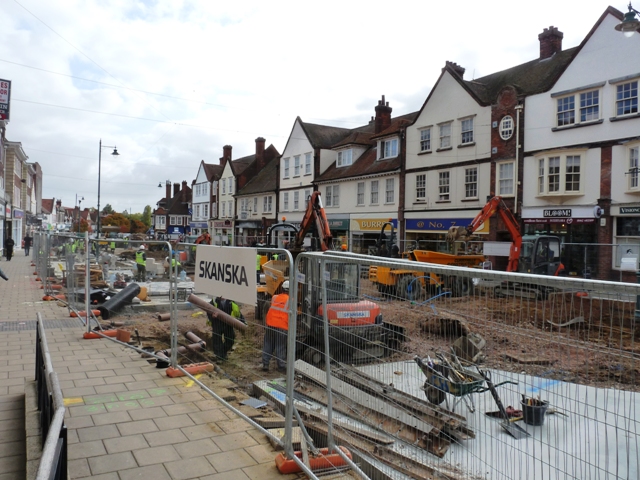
[
  {"left": 280, "top": 120, "right": 314, "bottom": 192},
  {"left": 219, "top": 162, "right": 235, "bottom": 219},
  {"left": 525, "top": 15, "right": 640, "bottom": 152},
  {"left": 318, "top": 174, "right": 399, "bottom": 216}
]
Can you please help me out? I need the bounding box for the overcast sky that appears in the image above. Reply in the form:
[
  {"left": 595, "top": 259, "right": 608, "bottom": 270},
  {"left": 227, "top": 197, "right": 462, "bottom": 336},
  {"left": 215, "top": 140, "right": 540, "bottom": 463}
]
[{"left": 0, "top": 0, "right": 621, "bottom": 214}]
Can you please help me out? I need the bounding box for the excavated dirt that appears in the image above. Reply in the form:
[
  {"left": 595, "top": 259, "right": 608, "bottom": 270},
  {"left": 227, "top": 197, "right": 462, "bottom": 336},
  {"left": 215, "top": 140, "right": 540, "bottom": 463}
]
[{"left": 123, "top": 292, "right": 639, "bottom": 392}]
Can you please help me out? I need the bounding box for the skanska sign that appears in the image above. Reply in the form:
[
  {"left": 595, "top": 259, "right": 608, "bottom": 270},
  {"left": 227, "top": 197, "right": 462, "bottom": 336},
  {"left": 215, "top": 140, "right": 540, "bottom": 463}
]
[{"left": 194, "top": 246, "right": 257, "bottom": 306}]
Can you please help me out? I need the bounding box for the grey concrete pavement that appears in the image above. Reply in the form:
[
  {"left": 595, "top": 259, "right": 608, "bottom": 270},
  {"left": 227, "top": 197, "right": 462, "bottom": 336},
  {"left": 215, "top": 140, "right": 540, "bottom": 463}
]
[{"left": 0, "top": 248, "right": 298, "bottom": 480}]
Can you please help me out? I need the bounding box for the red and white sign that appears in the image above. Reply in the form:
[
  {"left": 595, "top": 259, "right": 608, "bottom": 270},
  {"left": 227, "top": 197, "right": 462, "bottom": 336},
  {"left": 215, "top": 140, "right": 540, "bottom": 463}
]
[{"left": 0, "top": 79, "right": 11, "bottom": 121}]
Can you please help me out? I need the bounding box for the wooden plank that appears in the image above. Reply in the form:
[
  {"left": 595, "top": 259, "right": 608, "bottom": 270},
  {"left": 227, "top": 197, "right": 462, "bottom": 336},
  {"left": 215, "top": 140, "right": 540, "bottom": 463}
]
[{"left": 294, "top": 360, "right": 436, "bottom": 435}]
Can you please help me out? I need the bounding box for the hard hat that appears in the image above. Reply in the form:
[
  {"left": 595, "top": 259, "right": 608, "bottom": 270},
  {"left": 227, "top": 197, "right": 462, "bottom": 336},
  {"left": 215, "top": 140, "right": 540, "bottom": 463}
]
[
  {"left": 139, "top": 245, "right": 145, "bottom": 250},
  {"left": 282, "top": 280, "right": 290, "bottom": 291}
]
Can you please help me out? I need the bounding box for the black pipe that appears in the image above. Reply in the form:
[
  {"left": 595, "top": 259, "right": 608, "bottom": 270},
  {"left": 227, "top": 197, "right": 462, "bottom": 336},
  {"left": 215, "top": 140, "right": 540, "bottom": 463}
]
[{"left": 97, "top": 283, "right": 141, "bottom": 320}]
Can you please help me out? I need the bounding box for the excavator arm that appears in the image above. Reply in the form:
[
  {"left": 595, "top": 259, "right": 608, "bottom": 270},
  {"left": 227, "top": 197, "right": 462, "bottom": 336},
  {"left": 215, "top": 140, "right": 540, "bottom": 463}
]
[
  {"left": 446, "top": 195, "right": 523, "bottom": 272},
  {"left": 293, "top": 191, "right": 333, "bottom": 252}
]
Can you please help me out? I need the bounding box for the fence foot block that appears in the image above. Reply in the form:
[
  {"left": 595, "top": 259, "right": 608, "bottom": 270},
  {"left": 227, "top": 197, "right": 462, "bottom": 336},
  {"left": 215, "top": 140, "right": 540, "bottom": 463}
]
[
  {"left": 275, "top": 447, "right": 352, "bottom": 474},
  {"left": 166, "top": 362, "right": 214, "bottom": 377},
  {"left": 83, "top": 330, "right": 117, "bottom": 339}
]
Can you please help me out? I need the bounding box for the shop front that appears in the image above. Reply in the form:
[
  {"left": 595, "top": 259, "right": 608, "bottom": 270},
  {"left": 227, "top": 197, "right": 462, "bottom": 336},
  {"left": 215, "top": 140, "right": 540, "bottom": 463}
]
[
  {"left": 522, "top": 205, "right": 601, "bottom": 278},
  {"left": 0, "top": 202, "right": 5, "bottom": 252},
  {"left": 404, "top": 212, "right": 489, "bottom": 253},
  {"left": 349, "top": 217, "right": 397, "bottom": 254},
  {"left": 189, "top": 221, "right": 208, "bottom": 237},
  {"left": 326, "top": 216, "right": 349, "bottom": 250},
  {"left": 212, "top": 220, "right": 234, "bottom": 246},
  {"left": 235, "top": 220, "right": 263, "bottom": 246},
  {"left": 611, "top": 205, "right": 640, "bottom": 281},
  {"left": 12, "top": 208, "right": 23, "bottom": 245}
]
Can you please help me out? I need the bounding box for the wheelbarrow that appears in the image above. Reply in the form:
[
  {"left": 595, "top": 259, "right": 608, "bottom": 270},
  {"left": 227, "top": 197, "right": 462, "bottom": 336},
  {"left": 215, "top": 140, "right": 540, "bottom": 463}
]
[{"left": 414, "top": 355, "right": 516, "bottom": 413}]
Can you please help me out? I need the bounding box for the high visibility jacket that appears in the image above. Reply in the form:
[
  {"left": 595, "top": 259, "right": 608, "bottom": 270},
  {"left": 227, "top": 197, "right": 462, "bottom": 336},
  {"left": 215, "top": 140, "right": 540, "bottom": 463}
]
[
  {"left": 266, "top": 293, "right": 289, "bottom": 330},
  {"left": 171, "top": 258, "right": 181, "bottom": 268},
  {"left": 136, "top": 251, "right": 146, "bottom": 265},
  {"left": 206, "top": 299, "right": 245, "bottom": 326},
  {"left": 110, "top": 241, "right": 116, "bottom": 249},
  {"left": 256, "top": 254, "right": 262, "bottom": 271}
]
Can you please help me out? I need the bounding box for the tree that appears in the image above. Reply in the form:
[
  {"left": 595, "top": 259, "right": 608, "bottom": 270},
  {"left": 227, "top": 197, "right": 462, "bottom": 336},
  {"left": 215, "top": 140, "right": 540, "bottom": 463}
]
[
  {"left": 102, "top": 213, "right": 130, "bottom": 232},
  {"left": 130, "top": 219, "right": 146, "bottom": 233},
  {"left": 102, "top": 204, "right": 114, "bottom": 215},
  {"left": 71, "top": 218, "right": 90, "bottom": 233},
  {"left": 141, "top": 205, "right": 152, "bottom": 228}
]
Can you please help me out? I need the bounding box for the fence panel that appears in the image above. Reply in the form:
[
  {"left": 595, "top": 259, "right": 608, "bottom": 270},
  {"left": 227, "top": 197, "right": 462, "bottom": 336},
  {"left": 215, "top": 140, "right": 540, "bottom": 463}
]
[{"left": 285, "top": 251, "right": 640, "bottom": 480}]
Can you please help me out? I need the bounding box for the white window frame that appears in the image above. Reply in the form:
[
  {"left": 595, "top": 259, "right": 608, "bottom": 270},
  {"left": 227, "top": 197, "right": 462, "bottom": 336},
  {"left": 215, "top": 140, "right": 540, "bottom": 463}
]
[
  {"left": 439, "top": 122, "right": 452, "bottom": 149},
  {"left": 499, "top": 116, "right": 514, "bottom": 140},
  {"left": 419, "top": 128, "right": 431, "bottom": 152},
  {"left": 304, "top": 153, "right": 312, "bottom": 175},
  {"left": 325, "top": 185, "right": 339, "bottom": 207},
  {"left": 283, "top": 192, "right": 289, "bottom": 211},
  {"left": 228, "top": 178, "right": 233, "bottom": 194},
  {"left": 498, "top": 161, "right": 515, "bottom": 196},
  {"left": 370, "top": 180, "right": 379, "bottom": 205},
  {"left": 337, "top": 149, "right": 353, "bottom": 167},
  {"left": 263, "top": 195, "right": 272, "bottom": 213},
  {"left": 203, "top": 203, "right": 209, "bottom": 218},
  {"left": 357, "top": 182, "right": 365, "bottom": 206},
  {"left": 465, "top": 167, "right": 478, "bottom": 199},
  {"left": 438, "top": 171, "right": 450, "bottom": 201},
  {"left": 536, "top": 153, "right": 583, "bottom": 196},
  {"left": 293, "top": 191, "right": 299, "bottom": 210},
  {"left": 195, "top": 204, "right": 200, "bottom": 218},
  {"left": 460, "top": 117, "right": 474, "bottom": 145},
  {"left": 378, "top": 138, "right": 398, "bottom": 160},
  {"left": 416, "top": 174, "right": 426, "bottom": 201},
  {"left": 555, "top": 89, "right": 601, "bottom": 127},
  {"left": 283, "top": 158, "right": 290, "bottom": 178},
  {"left": 222, "top": 179, "right": 226, "bottom": 194},
  {"left": 385, "top": 178, "right": 395, "bottom": 204},
  {"left": 628, "top": 145, "right": 640, "bottom": 191},
  {"left": 253, "top": 197, "right": 258, "bottom": 214},
  {"left": 294, "top": 155, "right": 301, "bottom": 176},
  {"left": 615, "top": 80, "right": 638, "bottom": 117},
  {"left": 304, "top": 189, "right": 311, "bottom": 207}
]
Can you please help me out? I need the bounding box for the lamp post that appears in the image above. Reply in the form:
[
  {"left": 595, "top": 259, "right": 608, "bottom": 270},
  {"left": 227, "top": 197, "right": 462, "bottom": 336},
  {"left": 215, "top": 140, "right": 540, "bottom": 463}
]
[
  {"left": 76, "top": 195, "right": 84, "bottom": 233},
  {"left": 615, "top": 3, "right": 640, "bottom": 37},
  {"left": 97, "top": 139, "right": 119, "bottom": 238}
]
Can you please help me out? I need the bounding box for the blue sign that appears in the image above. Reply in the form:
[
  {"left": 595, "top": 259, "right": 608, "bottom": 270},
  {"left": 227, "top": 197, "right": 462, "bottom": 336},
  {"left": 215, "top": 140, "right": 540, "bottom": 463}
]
[{"left": 406, "top": 218, "right": 473, "bottom": 231}]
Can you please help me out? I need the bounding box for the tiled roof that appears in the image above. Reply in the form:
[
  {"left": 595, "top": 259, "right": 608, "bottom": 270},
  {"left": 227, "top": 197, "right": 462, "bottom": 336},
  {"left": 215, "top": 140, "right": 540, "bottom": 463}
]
[
  {"left": 203, "top": 162, "right": 222, "bottom": 181},
  {"left": 299, "top": 119, "right": 353, "bottom": 149},
  {"left": 237, "top": 156, "right": 279, "bottom": 195},
  {"left": 231, "top": 156, "right": 254, "bottom": 175}
]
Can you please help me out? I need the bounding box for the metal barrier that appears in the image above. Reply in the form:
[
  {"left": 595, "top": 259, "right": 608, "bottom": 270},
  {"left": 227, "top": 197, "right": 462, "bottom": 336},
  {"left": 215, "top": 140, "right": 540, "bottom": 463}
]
[
  {"left": 284, "top": 250, "right": 640, "bottom": 479},
  {"left": 35, "top": 312, "right": 67, "bottom": 480}
]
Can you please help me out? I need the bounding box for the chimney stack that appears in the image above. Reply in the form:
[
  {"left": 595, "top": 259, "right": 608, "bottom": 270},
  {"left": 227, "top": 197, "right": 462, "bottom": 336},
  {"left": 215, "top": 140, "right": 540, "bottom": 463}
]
[
  {"left": 173, "top": 182, "right": 180, "bottom": 197},
  {"left": 539, "top": 26, "right": 563, "bottom": 59},
  {"left": 444, "top": 61, "right": 465, "bottom": 78},
  {"left": 255, "top": 137, "right": 266, "bottom": 171},
  {"left": 181, "top": 180, "right": 188, "bottom": 202},
  {"left": 223, "top": 145, "right": 232, "bottom": 163},
  {"left": 165, "top": 180, "right": 171, "bottom": 201},
  {"left": 374, "top": 95, "right": 392, "bottom": 134}
]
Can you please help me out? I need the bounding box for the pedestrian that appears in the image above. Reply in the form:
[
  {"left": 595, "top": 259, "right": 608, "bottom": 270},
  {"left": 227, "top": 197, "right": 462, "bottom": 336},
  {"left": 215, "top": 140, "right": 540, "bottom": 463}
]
[
  {"left": 24, "top": 233, "right": 33, "bottom": 256},
  {"left": 206, "top": 296, "right": 245, "bottom": 361},
  {"left": 135, "top": 245, "right": 147, "bottom": 282},
  {"left": 262, "top": 280, "right": 290, "bottom": 373},
  {"left": 4, "top": 236, "right": 15, "bottom": 261}
]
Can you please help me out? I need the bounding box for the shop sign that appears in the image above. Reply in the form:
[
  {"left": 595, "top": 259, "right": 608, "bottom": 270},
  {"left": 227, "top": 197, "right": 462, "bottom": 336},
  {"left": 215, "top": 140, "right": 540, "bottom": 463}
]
[
  {"left": 328, "top": 219, "right": 349, "bottom": 230},
  {"left": 523, "top": 205, "right": 602, "bottom": 223},
  {"left": 213, "top": 220, "right": 233, "bottom": 228},
  {"left": 13, "top": 208, "right": 24, "bottom": 219},
  {"left": 351, "top": 218, "right": 397, "bottom": 231},
  {"left": 5, "top": 205, "right": 10, "bottom": 217},
  {"left": 0, "top": 79, "right": 10, "bottom": 121},
  {"left": 544, "top": 209, "right": 571, "bottom": 217},
  {"left": 189, "top": 222, "right": 208, "bottom": 228},
  {"left": 406, "top": 218, "right": 487, "bottom": 233},
  {"left": 0, "top": 204, "right": 4, "bottom": 218},
  {"left": 523, "top": 217, "right": 595, "bottom": 224},
  {"left": 620, "top": 207, "right": 640, "bottom": 215}
]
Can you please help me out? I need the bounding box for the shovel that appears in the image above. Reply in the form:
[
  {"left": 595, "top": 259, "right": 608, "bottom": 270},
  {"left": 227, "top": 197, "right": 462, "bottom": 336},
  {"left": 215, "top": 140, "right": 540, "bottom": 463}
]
[{"left": 478, "top": 369, "right": 530, "bottom": 439}]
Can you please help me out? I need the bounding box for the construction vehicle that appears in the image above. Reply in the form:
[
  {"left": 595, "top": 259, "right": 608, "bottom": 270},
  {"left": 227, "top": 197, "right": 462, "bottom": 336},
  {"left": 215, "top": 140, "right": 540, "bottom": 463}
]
[
  {"left": 446, "top": 195, "right": 565, "bottom": 298},
  {"left": 256, "top": 191, "right": 405, "bottom": 363},
  {"left": 368, "top": 222, "right": 485, "bottom": 299}
]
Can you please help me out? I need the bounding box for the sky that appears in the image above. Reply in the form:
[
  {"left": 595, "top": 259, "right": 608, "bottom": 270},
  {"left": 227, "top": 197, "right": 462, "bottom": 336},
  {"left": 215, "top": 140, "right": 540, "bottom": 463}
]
[{"left": 0, "top": 0, "right": 624, "bottom": 214}]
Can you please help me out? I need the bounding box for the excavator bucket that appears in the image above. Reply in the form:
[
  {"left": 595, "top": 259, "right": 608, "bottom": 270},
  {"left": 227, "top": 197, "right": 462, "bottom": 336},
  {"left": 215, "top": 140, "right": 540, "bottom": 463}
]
[{"left": 446, "top": 226, "right": 467, "bottom": 243}]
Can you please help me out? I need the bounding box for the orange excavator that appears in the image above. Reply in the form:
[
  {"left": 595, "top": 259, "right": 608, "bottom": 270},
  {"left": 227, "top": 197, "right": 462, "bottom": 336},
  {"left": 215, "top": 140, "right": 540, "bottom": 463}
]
[
  {"left": 258, "top": 191, "right": 404, "bottom": 363},
  {"left": 446, "top": 195, "right": 565, "bottom": 277}
]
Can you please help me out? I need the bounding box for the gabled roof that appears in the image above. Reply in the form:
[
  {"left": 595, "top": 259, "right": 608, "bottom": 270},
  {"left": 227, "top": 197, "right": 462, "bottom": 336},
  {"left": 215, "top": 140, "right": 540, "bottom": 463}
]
[
  {"left": 41, "top": 198, "right": 54, "bottom": 215},
  {"left": 231, "top": 156, "right": 254, "bottom": 176},
  {"left": 202, "top": 161, "right": 223, "bottom": 181},
  {"left": 316, "top": 112, "right": 419, "bottom": 183},
  {"left": 166, "top": 185, "right": 192, "bottom": 215},
  {"left": 298, "top": 117, "right": 353, "bottom": 149},
  {"left": 236, "top": 156, "right": 280, "bottom": 196}
]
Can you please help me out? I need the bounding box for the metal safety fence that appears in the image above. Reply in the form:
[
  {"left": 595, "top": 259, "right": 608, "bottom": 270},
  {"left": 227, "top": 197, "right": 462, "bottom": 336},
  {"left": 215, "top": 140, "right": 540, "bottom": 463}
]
[{"left": 279, "top": 250, "right": 640, "bottom": 480}]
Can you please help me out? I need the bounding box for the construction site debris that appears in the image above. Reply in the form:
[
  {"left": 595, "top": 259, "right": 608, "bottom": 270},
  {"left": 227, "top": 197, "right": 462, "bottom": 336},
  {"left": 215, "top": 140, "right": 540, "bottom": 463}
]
[{"left": 97, "top": 283, "right": 141, "bottom": 320}]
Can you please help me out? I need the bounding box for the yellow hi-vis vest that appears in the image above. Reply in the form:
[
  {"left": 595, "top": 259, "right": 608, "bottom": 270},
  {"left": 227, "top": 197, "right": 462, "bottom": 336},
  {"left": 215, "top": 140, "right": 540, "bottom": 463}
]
[{"left": 136, "top": 251, "right": 146, "bottom": 265}]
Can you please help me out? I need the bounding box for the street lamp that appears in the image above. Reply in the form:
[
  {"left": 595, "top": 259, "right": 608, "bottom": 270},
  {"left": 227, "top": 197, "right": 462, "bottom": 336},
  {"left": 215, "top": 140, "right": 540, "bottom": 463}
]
[
  {"left": 615, "top": 3, "right": 640, "bottom": 37},
  {"left": 97, "top": 139, "right": 119, "bottom": 238},
  {"left": 76, "top": 195, "right": 84, "bottom": 233}
]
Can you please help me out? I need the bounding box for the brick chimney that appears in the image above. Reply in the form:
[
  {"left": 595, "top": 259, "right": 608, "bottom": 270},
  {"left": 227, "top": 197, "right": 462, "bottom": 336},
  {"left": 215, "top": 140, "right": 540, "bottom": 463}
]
[
  {"left": 165, "top": 180, "right": 171, "bottom": 201},
  {"left": 223, "top": 145, "right": 232, "bottom": 163},
  {"left": 173, "top": 182, "right": 180, "bottom": 197},
  {"left": 181, "top": 180, "right": 188, "bottom": 202},
  {"left": 255, "top": 137, "right": 266, "bottom": 171},
  {"left": 539, "top": 26, "right": 563, "bottom": 59},
  {"left": 445, "top": 61, "right": 465, "bottom": 78},
  {"left": 374, "top": 95, "right": 392, "bottom": 134}
]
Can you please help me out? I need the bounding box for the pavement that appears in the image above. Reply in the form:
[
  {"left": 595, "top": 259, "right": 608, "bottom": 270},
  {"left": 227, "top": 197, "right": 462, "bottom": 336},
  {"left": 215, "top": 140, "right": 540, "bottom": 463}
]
[{"left": 0, "top": 252, "right": 296, "bottom": 480}]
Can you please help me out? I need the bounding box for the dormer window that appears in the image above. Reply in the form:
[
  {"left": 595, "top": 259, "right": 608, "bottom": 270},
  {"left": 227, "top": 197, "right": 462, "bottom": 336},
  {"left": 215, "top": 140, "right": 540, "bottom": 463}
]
[
  {"left": 378, "top": 138, "right": 398, "bottom": 160},
  {"left": 337, "top": 149, "right": 353, "bottom": 167}
]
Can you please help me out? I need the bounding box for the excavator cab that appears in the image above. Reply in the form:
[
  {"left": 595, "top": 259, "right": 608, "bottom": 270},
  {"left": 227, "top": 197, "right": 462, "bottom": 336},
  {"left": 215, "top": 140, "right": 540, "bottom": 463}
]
[{"left": 518, "top": 235, "right": 564, "bottom": 276}]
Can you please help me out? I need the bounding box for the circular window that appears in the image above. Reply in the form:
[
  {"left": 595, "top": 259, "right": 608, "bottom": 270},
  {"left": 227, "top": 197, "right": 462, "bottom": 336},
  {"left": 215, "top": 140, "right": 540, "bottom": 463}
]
[{"left": 499, "top": 115, "right": 514, "bottom": 140}]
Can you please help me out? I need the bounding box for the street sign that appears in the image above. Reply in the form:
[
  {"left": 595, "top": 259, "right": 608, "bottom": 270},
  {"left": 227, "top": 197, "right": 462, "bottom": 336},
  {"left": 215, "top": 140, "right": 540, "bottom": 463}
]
[{"left": 0, "top": 79, "right": 11, "bottom": 121}]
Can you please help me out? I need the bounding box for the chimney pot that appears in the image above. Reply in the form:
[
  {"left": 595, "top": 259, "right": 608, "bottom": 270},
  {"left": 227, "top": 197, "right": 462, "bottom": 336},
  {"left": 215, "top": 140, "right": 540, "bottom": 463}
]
[
  {"left": 538, "top": 26, "right": 563, "bottom": 59},
  {"left": 444, "top": 61, "right": 465, "bottom": 78}
]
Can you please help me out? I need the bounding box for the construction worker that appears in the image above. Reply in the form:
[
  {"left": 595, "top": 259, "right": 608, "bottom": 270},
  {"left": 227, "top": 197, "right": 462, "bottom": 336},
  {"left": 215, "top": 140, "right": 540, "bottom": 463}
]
[
  {"left": 135, "top": 245, "right": 147, "bottom": 282},
  {"left": 206, "top": 296, "right": 245, "bottom": 361},
  {"left": 262, "top": 280, "right": 289, "bottom": 372},
  {"left": 256, "top": 253, "right": 262, "bottom": 284},
  {"left": 272, "top": 252, "right": 279, "bottom": 261},
  {"left": 110, "top": 238, "right": 116, "bottom": 253}
]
